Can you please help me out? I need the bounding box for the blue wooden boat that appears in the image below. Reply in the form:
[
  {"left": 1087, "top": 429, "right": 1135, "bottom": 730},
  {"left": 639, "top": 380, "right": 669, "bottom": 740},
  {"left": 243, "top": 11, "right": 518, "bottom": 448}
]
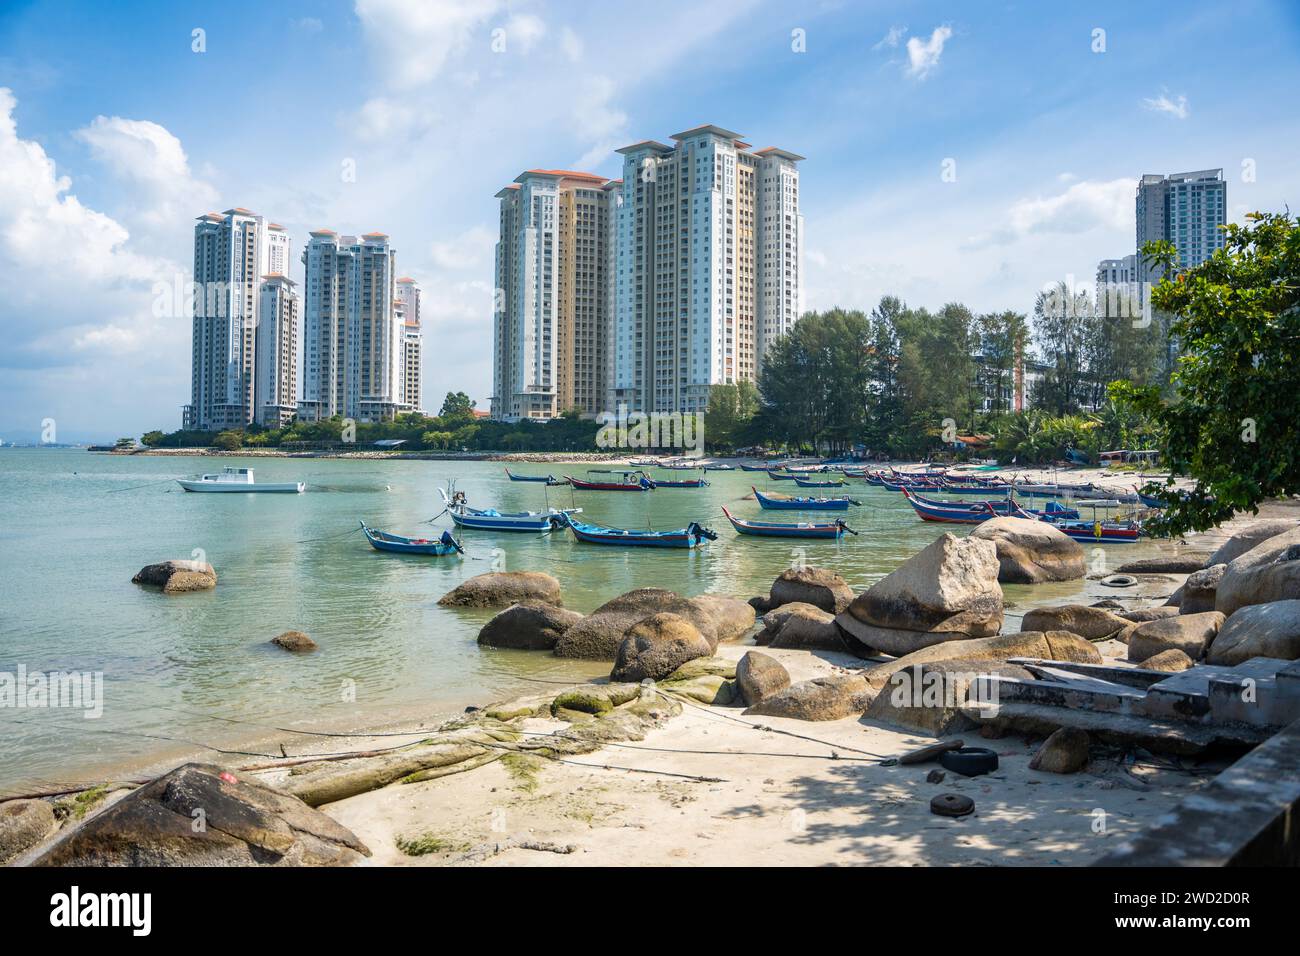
[
  {"left": 566, "top": 471, "right": 655, "bottom": 491},
  {"left": 563, "top": 516, "right": 717, "bottom": 548},
  {"left": 703, "top": 463, "right": 735, "bottom": 471},
  {"left": 438, "top": 489, "right": 577, "bottom": 532},
  {"left": 361, "top": 521, "right": 464, "bottom": 555},
  {"left": 722, "top": 507, "right": 854, "bottom": 539},
  {"left": 1010, "top": 502, "right": 1143, "bottom": 543},
  {"left": 766, "top": 470, "right": 797, "bottom": 481},
  {"left": 907, "top": 488, "right": 1080, "bottom": 520},
  {"left": 504, "top": 467, "right": 558, "bottom": 484},
  {"left": 739, "top": 463, "right": 771, "bottom": 472},
  {"left": 794, "top": 476, "right": 846, "bottom": 488},
  {"left": 653, "top": 476, "right": 709, "bottom": 488},
  {"left": 752, "top": 486, "right": 859, "bottom": 511}
]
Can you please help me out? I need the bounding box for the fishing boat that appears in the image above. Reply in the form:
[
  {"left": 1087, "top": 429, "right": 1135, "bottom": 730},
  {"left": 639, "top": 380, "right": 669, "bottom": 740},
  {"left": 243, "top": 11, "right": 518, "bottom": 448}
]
[
  {"left": 653, "top": 476, "right": 709, "bottom": 488},
  {"left": 177, "top": 467, "right": 304, "bottom": 494},
  {"left": 752, "top": 486, "right": 859, "bottom": 511},
  {"left": 437, "top": 488, "right": 577, "bottom": 532},
  {"left": 794, "top": 476, "right": 847, "bottom": 488},
  {"left": 900, "top": 488, "right": 1079, "bottom": 524},
  {"left": 906, "top": 488, "right": 1080, "bottom": 519},
  {"left": 1010, "top": 502, "right": 1142, "bottom": 543},
  {"left": 766, "top": 470, "right": 798, "bottom": 481},
  {"left": 565, "top": 470, "right": 655, "bottom": 491},
  {"left": 721, "top": 507, "right": 855, "bottom": 539},
  {"left": 504, "top": 467, "right": 558, "bottom": 483},
  {"left": 739, "top": 463, "right": 771, "bottom": 472},
  {"left": 563, "top": 516, "right": 717, "bottom": 548},
  {"left": 703, "top": 463, "right": 735, "bottom": 472},
  {"left": 360, "top": 521, "right": 464, "bottom": 555}
]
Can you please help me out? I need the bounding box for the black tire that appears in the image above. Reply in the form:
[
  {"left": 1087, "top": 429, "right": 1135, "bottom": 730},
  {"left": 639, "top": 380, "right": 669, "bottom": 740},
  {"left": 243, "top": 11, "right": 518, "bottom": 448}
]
[
  {"left": 1101, "top": 574, "right": 1138, "bottom": 588},
  {"left": 930, "top": 793, "right": 975, "bottom": 817},
  {"left": 939, "top": 746, "right": 999, "bottom": 777}
]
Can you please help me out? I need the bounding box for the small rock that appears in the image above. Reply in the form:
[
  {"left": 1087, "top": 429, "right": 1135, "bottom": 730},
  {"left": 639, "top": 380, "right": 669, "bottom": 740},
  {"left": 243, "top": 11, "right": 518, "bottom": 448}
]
[
  {"left": 926, "top": 769, "right": 946, "bottom": 784},
  {"left": 437, "top": 571, "right": 563, "bottom": 608},
  {"left": 132, "top": 559, "right": 217, "bottom": 594},
  {"left": 1128, "top": 611, "right": 1224, "bottom": 662},
  {"left": 1116, "top": 555, "right": 1212, "bottom": 574},
  {"left": 1020, "top": 604, "right": 1130, "bottom": 640},
  {"left": 477, "top": 601, "right": 582, "bottom": 650},
  {"left": 743, "top": 674, "right": 871, "bottom": 721},
  {"left": 735, "top": 651, "right": 791, "bottom": 706},
  {"left": 767, "top": 566, "right": 855, "bottom": 614},
  {"left": 271, "top": 630, "right": 317, "bottom": 652},
  {"left": 1141, "top": 648, "right": 1195, "bottom": 672},
  {"left": 1029, "top": 727, "right": 1091, "bottom": 774},
  {"left": 970, "top": 516, "right": 1085, "bottom": 583},
  {"left": 1207, "top": 600, "right": 1300, "bottom": 665}
]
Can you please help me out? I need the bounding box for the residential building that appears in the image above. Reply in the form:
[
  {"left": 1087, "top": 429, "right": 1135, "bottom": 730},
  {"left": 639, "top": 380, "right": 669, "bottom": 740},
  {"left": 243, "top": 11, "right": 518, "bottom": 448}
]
[
  {"left": 491, "top": 169, "right": 613, "bottom": 420},
  {"left": 186, "top": 208, "right": 278, "bottom": 431},
  {"left": 1135, "top": 169, "right": 1227, "bottom": 278},
  {"left": 395, "top": 276, "right": 422, "bottom": 414},
  {"left": 1094, "top": 253, "right": 1142, "bottom": 320},
  {"left": 254, "top": 275, "right": 299, "bottom": 427},
  {"left": 611, "top": 125, "right": 803, "bottom": 416},
  {"left": 298, "top": 231, "right": 402, "bottom": 423}
]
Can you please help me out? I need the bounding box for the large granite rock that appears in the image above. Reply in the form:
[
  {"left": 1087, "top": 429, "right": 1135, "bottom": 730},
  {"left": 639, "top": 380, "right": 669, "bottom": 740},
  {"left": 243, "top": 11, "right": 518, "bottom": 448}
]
[
  {"left": 862, "top": 630, "right": 1102, "bottom": 695},
  {"left": 555, "top": 588, "right": 751, "bottom": 660},
  {"left": 1216, "top": 527, "right": 1300, "bottom": 616},
  {"left": 757, "top": 602, "right": 829, "bottom": 643},
  {"left": 767, "top": 567, "right": 855, "bottom": 614},
  {"left": 1141, "top": 648, "right": 1195, "bottom": 673},
  {"left": 1207, "top": 600, "right": 1300, "bottom": 666},
  {"left": 477, "top": 601, "right": 583, "bottom": 650},
  {"left": 437, "top": 571, "right": 563, "bottom": 608},
  {"left": 735, "top": 651, "right": 791, "bottom": 706},
  {"left": 610, "top": 613, "right": 712, "bottom": 682},
  {"left": 31, "top": 764, "right": 370, "bottom": 866},
  {"left": 865, "top": 659, "right": 1033, "bottom": 736},
  {"left": 1029, "top": 727, "right": 1091, "bottom": 774},
  {"left": 970, "top": 516, "right": 1085, "bottom": 583},
  {"left": 1180, "top": 564, "right": 1226, "bottom": 615},
  {"left": 1206, "top": 519, "right": 1299, "bottom": 567},
  {"left": 744, "top": 673, "right": 872, "bottom": 722},
  {"left": 836, "top": 533, "right": 1003, "bottom": 654},
  {"left": 1128, "top": 611, "right": 1225, "bottom": 663},
  {"left": 1116, "top": 555, "right": 1212, "bottom": 574},
  {"left": 1120, "top": 606, "right": 1182, "bottom": 624},
  {"left": 761, "top": 603, "right": 856, "bottom": 653},
  {"left": 0, "top": 798, "right": 56, "bottom": 864},
  {"left": 132, "top": 560, "right": 217, "bottom": 594},
  {"left": 1020, "top": 604, "right": 1130, "bottom": 640}
]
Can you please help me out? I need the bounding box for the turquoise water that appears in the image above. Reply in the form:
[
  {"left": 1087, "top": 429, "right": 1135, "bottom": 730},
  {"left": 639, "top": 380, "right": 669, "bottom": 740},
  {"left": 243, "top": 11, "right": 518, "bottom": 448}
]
[{"left": 0, "top": 449, "right": 1143, "bottom": 795}]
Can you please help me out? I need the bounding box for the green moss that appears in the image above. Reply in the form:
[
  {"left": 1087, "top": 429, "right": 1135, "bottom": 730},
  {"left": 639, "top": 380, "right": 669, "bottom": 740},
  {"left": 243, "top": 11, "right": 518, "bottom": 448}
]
[
  {"left": 71, "top": 785, "right": 108, "bottom": 819},
  {"left": 500, "top": 752, "right": 544, "bottom": 793},
  {"left": 550, "top": 690, "right": 612, "bottom": 718},
  {"left": 395, "top": 832, "right": 469, "bottom": 856}
]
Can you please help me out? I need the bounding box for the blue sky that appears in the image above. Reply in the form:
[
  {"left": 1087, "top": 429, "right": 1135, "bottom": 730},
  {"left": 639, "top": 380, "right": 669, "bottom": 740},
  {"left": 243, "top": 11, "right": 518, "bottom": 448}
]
[{"left": 1, "top": 0, "right": 1297, "bottom": 441}]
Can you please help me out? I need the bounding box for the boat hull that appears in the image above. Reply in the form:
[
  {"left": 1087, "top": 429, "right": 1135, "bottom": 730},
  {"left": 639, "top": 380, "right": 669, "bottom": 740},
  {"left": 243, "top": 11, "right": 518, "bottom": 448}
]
[
  {"left": 722, "top": 508, "right": 845, "bottom": 539},
  {"left": 177, "top": 480, "right": 304, "bottom": 493},
  {"left": 565, "top": 518, "right": 714, "bottom": 548},
  {"left": 752, "top": 487, "right": 854, "bottom": 511}
]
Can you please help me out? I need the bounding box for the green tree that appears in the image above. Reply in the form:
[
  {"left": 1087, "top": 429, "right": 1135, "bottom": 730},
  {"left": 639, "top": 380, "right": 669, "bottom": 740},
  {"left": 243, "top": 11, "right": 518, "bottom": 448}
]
[
  {"left": 140, "top": 430, "right": 165, "bottom": 447},
  {"left": 213, "top": 430, "right": 243, "bottom": 451},
  {"left": 1033, "top": 281, "right": 1097, "bottom": 414},
  {"left": 703, "top": 381, "right": 759, "bottom": 452},
  {"left": 975, "top": 310, "right": 1028, "bottom": 417},
  {"left": 1125, "top": 212, "right": 1300, "bottom": 533},
  {"left": 439, "top": 391, "right": 475, "bottom": 418}
]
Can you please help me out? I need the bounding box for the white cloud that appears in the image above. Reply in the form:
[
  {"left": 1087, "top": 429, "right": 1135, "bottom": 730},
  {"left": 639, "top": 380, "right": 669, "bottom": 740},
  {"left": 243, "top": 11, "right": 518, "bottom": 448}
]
[
  {"left": 965, "top": 178, "right": 1135, "bottom": 248},
  {"left": 1142, "top": 91, "right": 1189, "bottom": 119},
  {"left": 353, "top": 96, "right": 439, "bottom": 141},
  {"left": 905, "top": 25, "right": 951, "bottom": 79},
  {"left": 503, "top": 14, "right": 547, "bottom": 54},
  {"left": 872, "top": 25, "right": 906, "bottom": 51},
  {"left": 354, "top": 0, "right": 502, "bottom": 90},
  {"left": 430, "top": 224, "right": 496, "bottom": 271},
  {"left": 560, "top": 26, "right": 584, "bottom": 63}
]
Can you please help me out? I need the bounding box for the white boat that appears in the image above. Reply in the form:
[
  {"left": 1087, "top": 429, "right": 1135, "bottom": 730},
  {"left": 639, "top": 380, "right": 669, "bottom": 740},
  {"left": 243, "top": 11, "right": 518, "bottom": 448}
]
[{"left": 177, "top": 467, "right": 305, "bottom": 494}]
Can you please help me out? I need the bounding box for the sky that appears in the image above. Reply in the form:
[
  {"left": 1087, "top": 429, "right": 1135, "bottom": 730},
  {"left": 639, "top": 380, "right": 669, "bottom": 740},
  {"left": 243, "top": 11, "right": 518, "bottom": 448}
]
[{"left": 1, "top": 0, "right": 1298, "bottom": 442}]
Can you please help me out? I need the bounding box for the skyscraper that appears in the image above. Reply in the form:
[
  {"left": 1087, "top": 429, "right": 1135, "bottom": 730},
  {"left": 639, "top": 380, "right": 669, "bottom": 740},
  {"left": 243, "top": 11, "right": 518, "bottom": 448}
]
[
  {"left": 187, "top": 208, "right": 296, "bottom": 431},
  {"left": 298, "top": 231, "right": 402, "bottom": 423},
  {"left": 491, "top": 170, "right": 613, "bottom": 420},
  {"left": 611, "top": 126, "right": 803, "bottom": 415},
  {"left": 1135, "top": 169, "right": 1227, "bottom": 277},
  {"left": 395, "top": 276, "right": 423, "bottom": 414},
  {"left": 254, "top": 275, "right": 299, "bottom": 427}
]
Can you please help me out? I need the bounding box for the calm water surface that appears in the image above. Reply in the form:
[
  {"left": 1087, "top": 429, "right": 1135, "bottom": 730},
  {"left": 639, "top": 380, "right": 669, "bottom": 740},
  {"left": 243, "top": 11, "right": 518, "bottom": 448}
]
[{"left": 0, "top": 449, "right": 1157, "bottom": 794}]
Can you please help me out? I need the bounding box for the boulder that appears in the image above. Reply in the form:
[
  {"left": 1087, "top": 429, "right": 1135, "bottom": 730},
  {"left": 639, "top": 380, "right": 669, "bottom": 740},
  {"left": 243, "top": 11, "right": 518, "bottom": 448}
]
[
  {"left": 1164, "top": 584, "right": 1184, "bottom": 608},
  {"left": 660, "top": 673, "right": 737, "bottom": 705},
  {"left": 757, "top": 602, "right": 830, "bottom": 643},
  {"left": 767, "top": 567, "right": 855, "bottom": 614},
  {"left": 131, "top": 560, "right": 217, "bottom": 594},
  {"left": 1180, "top": 564, "right": 1226, "bottom": 615},
  {"left": 767, "top": 604, "right": 856, "bottom": 653},
  {"left": 477, "top": 601, "right": 583, "bottom": 650},
  {"left": 836, "top": 533, "right": 1003, "bottom": 654},
  {"left": 555, "top": 588, "right": 750, "bottom": 660},
  {"left": 1216, "top": 528, "right": 1300, "bottom": 616},
  {"left": 1115, "top": 555, "right": 1212, "bottom": 574},
  {"left": 744, "top": 673, "right": 872, "bottom": 722},
  {"left": 1029, "top": 727, "right": 1091, "bottom": 774},
  {"left": 735, "top": 651, "right": 791, "bottom": 706},
  {"left": 437, "top": 571, "right": 563, "bottom": 608},
  {"left": 862, "top": 630, "right": 1102, "bottom": 695},
  {"left": 610, "top": 613, "right": 712, "bottom": 682},
  {"left": 1206, "top": 519, "right": 1299, "bottom": 567},
  {"left": 664, "top": 657, "right": 736, "bottom": 681},
  {"left": 270, "top": 630, "right": 317, "bottom": 652},
  {"left": 1207, "top": 600, "right": 1300, "bottom": 666},
  {"left": 1020, "top": 604, "right": 1130, "bottom": 641},
  {"left": 31, "top": 763, "right": 369, "bottom": 866},
  {"left": 1141, "top": 648, "right": 1195, "bottom": 673},
  {"left": 1128, "top": 611, "right": 1225, "bottom": 663},
  {"left": 970, "top": 516, "right": 1085, "bottom": 583},
  {"left": 865, "top": 660, "right": 1033, "bottom": 736},
  {"left": 1120, "top": 606, "right": 1182, "bottom": 624},
  {"left": 0, "top": 799, "right": 56, "bottom": 864}
]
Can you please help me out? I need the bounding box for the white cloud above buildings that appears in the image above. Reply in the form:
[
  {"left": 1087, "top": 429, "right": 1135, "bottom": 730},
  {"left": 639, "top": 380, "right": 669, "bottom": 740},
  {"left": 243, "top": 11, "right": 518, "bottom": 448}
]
[{"left": 905, "top": 25, "right": 952, "bottom": 79}]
